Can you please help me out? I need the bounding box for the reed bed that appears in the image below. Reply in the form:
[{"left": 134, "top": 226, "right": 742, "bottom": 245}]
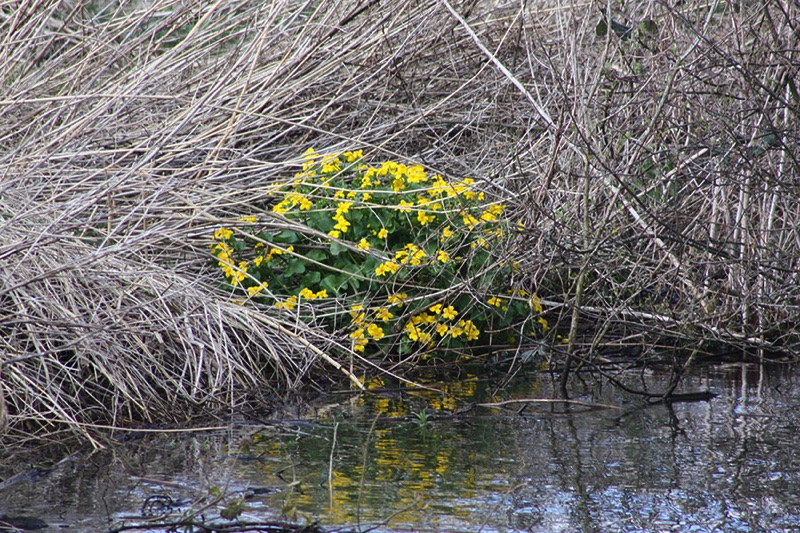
[{"left": 1, "top": 0, "right": 798, "bottom": 441}]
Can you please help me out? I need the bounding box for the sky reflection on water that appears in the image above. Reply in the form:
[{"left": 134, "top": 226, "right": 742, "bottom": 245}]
[{"left": 1, "top": 363, "right": 799, "bottom": 532}]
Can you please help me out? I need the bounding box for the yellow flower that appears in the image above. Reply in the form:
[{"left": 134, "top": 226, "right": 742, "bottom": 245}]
[
  {"left": 538, "top": 317, "right": 550, "bottom": 332},
  {"left": 214, "top": 228, "right": 233, "bottom": 240},
  {"left": 488, "top": 204, "right": 506, "bottom": 216},
  {"left": 392, "top": 176, "right": 406, "bottom": 192},
  {"left": 436, "top": 323, "right": 450, "bottom": 337},
  {"left": 404, "top": 322, "right": 422, "bottom": 341},
  {"left": 462, "top": 320, "right": 480, "bottom": 341},
  {"left": 397, "top": 199, "right": 414, "bottom": 212},
  {"left": 247, "top": 282, "right": 268, "bottom": 297},
  {"left": 238, "top": 216, "right": 257, "bottom": 223},
  {"left": 405, "top": 164, "right": 427, "bottom": 183},
  {"left": 212, "top": 241, "right": 232, "bottom": 255},
  {"left": 404, "top": 322, "right": 431, "bottom": 344},
  {"left": 417, "top": 210, "right": 436, "bottom": 226},
  {"left": 357, "top": 238, "right": 371, "bottom": 251},
  {"left": 298, "top": 196, "right": 313, "bottom": 210},
  {"left": 442, "top": 305, "right": 458, "bottom": 320},
  {"left": 349, "top": 304, "right": 366, "bottom": 324},
  {"left": 471, "top": 236, "right": 488, "bottom": 249},
  {"left": 436, "top": 250, "right": 450, "bottom": 263},
  {"left": 377, "top": 228, "right": 389, "bottom": 239},
  {"left": 333, "top": 214, "right": 351, "bottom": 233},
  {"left": 429, "top": 304, "right": 443, "bottom": 314},
  {"left": 462, "top": 213, "right": 480, "bottom": 229},
  {"left": 375, "top": 307, "right": 394, "bottom": 321},
  {"left": 266, "top": 245, "right": 293, "bottom": 261},
  {"left": 315, "top": 289, "right": 328, "bottom": 298},
  {"left": 275, "top": 296, "right": 298, "bottom": 311},
  {"left": 386, "top": 293, "right": 408, "bottom": 306},
  {"left": 480, "top": 210, "right": 498, "bottom": 222},
  {"left": 488, "top": 296, "right": 504, "bottom": 308},
  {"left": 272, "top": 201, "right": 290, "bottom": 215},
  {"left": 321, "top": 161, "right": 341, "bottom": 173},
  {"left": 328, "top": 230, "right": 341, "bottom": 238},
  {"left": 530, "top": 295, "right": 544, "bottom": 314},
  {"left": 367, "top": 323, "right": 385, "bottom": 341},
  {"left": 299, "top": 288, "right": 315, "bottom": 299},
  {"left": 407, "top": 245, "right": 428, "bottom": 266},
  {"left": 420, "top": 313, "right": 436, "bottom": 325},
  {"left": 343, "top": 150, "right": 363, "bottom": 162},
  {"left": 349, "top": 328, "right": 368, "bottom": 352},
  {"left": 440, "top": 225, "right": 454, "bottom": 240},
  {"left": 375, "top": 261, "right": 400, "bottom": 276}
]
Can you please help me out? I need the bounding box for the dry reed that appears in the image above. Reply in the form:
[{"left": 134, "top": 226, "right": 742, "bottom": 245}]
[{"left": 1, "top": 0, "right": 797, "bottom": 441}]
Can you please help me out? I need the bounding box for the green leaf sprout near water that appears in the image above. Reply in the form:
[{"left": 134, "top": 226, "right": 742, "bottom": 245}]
[{"left": 211, "top": 149, "right": 549, "bottom": 360}]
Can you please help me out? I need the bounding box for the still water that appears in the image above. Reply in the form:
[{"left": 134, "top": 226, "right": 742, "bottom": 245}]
[{"left": 1, "top": 363, "right": 799, "bottom": 532}]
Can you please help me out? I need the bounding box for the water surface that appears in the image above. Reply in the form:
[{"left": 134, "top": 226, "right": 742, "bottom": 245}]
[{"left": 1, "top": 363, "right": 799, "bottom": 532}]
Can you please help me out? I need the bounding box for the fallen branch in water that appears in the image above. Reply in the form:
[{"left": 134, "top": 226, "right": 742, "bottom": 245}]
[
  {"left": 109, "top": 519, "right": 327, "bottom": 533},
  {"left": 464, "top": 398, "right": 622, "bottom": 412}
]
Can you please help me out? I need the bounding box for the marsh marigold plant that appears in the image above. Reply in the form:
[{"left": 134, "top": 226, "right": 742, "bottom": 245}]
[{"left": 211, "top": 149, "right": 548, "bottom": 357}]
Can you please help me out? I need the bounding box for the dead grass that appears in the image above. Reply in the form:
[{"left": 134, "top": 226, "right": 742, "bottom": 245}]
[{"left": 1, "top": 0, "right": 798, "bottom": 441}]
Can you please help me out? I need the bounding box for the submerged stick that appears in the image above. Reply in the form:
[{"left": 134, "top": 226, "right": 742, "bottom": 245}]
[{"left": 473, "top": 398, "right": 622, "bottom": 410}]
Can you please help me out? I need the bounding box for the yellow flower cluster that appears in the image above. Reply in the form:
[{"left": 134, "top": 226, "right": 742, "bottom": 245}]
[
  {"left": 275, "top": 296, "right": 298, "bottom": 310},
  {"left": 386, "top": 292, "right": 408, "bottom": 306},
  {"left": 212, "top": 229, "right": 250, "bottom": 286},
  {"left": 273, "top": 192, "right": 313, "bottom": 214},
  {"left": 211, "top": 148, "right": 542, "bottom": 359},
  {"left": 247, "top": 282, "right": 269, "bottom": 297},
  {"left": 375, "top": 242, "right": 452, "bottom": 277},
  {"left": 299, "top": 287, "right": 328, "bottom": 299},
  {"left": 273, "top": 287, "right": 327, "bottom": 311},
  {"left": 348, "top": 303, "right": 391, "bottom": 352},
  {"left": 404, "top": 304, "right": 480, "bottom": 345},
  {"left": 329, "top": 201, "right": 353, "bottom": 237}
]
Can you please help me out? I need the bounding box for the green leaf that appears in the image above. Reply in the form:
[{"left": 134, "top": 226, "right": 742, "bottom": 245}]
[
  {"left": 306, "top": 249, "right": 327, "bottom": 262},
  {"left": 256, "top": 232, "right": 274, "bottom": 243},
  {"left": 639, "top": 18, "right": 657, "bottom": 35},
  {"left": 300, "top": 271, "right": 321, "bottom": 287},
  {"left": 308, "top": 210, "right": 333, "bottom": 232},
  {"left": 286, "top": 259, "right": 306, "bottom": 275},
  {"left": 321, "top": 274, "right": 346, "bottom": 294},
  {"left": 596, "top": 18, "right": 608, "bottom": 37},
  {"left": 330, "top": 240, "right": 347, "bottom": 256},
  {"left": 276, "top": 230, "right": 300, "bottom": 243}
]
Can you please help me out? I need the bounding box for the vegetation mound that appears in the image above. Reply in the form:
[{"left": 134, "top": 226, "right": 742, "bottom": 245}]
[{"left": 1, "top": 0, "right": 797, "bottom": 442}]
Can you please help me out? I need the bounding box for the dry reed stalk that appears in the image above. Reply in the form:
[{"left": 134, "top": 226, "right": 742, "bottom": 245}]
[{"left": 0, "top": 0, "right": 797, "bottom": 441}]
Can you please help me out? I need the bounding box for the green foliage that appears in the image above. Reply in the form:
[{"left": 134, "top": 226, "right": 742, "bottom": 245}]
[
  {"left": 210, "top": 149, "right": 548, "bottom": 359},
  {"left": 219, "top": 499, "right": 246, "bottom": 520}
]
